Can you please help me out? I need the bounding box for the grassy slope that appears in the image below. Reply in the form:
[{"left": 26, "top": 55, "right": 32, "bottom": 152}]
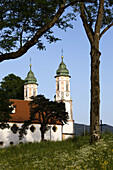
[{"left": 0, "top": 134, "right": 113, "bottom": 169}]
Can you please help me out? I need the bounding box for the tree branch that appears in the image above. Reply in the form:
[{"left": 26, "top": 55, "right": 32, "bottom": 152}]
[
  {"left": 100, "top": 22, "right": 113, "bottom": 39},
  {"left": 0, "top": 0, "right": 96, "bottom": 63},
  {"left": 20, "top": 26, "right": 24, "bottom": 48},
  {"left": 79, "top": 2, "right": 94, "bottom": 43},
  {"left": 95, "top": 0, "right": 104, "bottom": 34},
  {"left": 64, "top": 0, "right": 96, "bottom": 9},
  {"left": 0, "top": 3, "right": 66, "bottom": 62}
]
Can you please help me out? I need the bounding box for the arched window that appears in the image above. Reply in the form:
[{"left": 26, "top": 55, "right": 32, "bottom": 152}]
[
  {"left": 61, "top": 92, "right": 64, "bottom": 100},
  {"left": 26, "top": 88, "right": 27, "bottom": 97},
  {"left": 57, "top": 82, "right": 59, "bottom": 91},
  {"left": 33, "top": 89, "right": 36, "bottom": 96},
  {"left": 66, "top": 81, "right": 68, "bottom": 91}
]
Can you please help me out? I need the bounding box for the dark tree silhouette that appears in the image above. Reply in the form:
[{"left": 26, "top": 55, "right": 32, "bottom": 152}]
[
  {"left": 19, "top": 95, "right": 68, "bottom": 141},
  {"left": 0, "top": 88, "right": 13, "bottom": 129},
  {"left": 0, "top": 74, "right": 24, "bottom": 100},
  {"left": 0, "top": 0, "right": 95, "bottom": 62}
]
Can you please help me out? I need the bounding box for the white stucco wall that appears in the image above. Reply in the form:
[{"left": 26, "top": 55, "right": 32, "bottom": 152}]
[
  {"left": 63, "top": 121, "right": 74, "bottom": 134},
  {"left": 0, "top": 123, "right": 62, "bottom": 147}
]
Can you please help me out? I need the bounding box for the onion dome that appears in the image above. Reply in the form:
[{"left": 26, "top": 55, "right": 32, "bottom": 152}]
[
  {"left": 24, "top": 63, "right": 37, "bottom": 85},
  {"left": 55, "top": 56, "right": 70, "bottom": 77}
]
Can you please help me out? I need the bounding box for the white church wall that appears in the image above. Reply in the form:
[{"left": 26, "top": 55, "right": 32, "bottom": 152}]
[
  {"left": 45, "top": 125, "right": 62, "bottom": 141},
  {"left": 63, "top": 134, "right": 73, "bottom": 140},
  {"left": 0, "top": 123, "right": 62, "bottom": 147},
  {"left": 0, "top": 123, "right": 20, "bottom": 147},
  {"left": 64, "top": 101, "right": 71, "bottom": 119},
  {"left": 63, "top": 121, "right": 74, "bottom": 134},
  {"left": 25, "top": 124, "right": 41, "bottom": 143}
]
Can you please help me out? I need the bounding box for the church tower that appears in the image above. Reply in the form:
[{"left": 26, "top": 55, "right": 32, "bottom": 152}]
[
  {"left": 24, "top": 62, "right": 38, "bottom": 100},
  {"left": 55, "top": 55, "right": 74, "bottom": 139}
]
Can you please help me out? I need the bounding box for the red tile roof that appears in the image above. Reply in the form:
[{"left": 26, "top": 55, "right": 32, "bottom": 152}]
[
  {"left": 10, "top": 99, "right": 30, "bottom": 123},
  {"left": 9, "top": 99, "right": 62, "bottom": 125}
]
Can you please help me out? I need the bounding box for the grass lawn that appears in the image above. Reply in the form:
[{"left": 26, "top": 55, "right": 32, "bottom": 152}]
[{"left": 0, "top": 134, "right": 113, "bottom": 169}]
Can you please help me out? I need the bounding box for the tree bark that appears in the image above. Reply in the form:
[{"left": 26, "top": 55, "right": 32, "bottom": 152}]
[
  {"left": 40, "top": 124, "right": 45, "bottom": 141},
  {"left": 79, "top": 0, "right": 105, "bottom": 143},
  {"left": 90, "top": 38, "right": 101, "bottom": 143},
  {"left": 41, "top": 131, "right": 45, "bottom": 141}
]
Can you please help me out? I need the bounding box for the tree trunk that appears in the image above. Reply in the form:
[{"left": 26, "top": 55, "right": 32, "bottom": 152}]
[
  {"left": 41, "top": 131, "right": 44, "bottom": 141},
  {"left": 40, "top": 124, "right": 45, "bottom": 141},
  {"left": 79, "top": 0, "right": 104, "bottom": 144},
  {"left": 90, "top": 41, "right": 101, "bottom": 143}
]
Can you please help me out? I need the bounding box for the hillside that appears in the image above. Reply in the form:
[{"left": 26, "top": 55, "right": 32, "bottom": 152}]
[
  {"left": 74, "top": 123, "right": 113, "bottom": 136},
  {"left": 0, "top": 134, "right": 113, "bottom": 169}
]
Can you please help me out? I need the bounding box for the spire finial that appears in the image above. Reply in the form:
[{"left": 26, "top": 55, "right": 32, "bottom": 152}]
[
  {"left": 61, "top": 49, "right": 63, "bottom": 61},
  {"left": 30, "top": 58, "right": 32, "bottom": 70}
]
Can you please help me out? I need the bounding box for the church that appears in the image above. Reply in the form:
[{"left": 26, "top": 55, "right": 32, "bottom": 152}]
[{"left": 0, "top": 55, "right": 74, "bottom": 147}]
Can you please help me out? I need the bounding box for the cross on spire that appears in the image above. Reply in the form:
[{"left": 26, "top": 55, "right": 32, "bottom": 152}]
[
  {"left": 30, "top": 58, "right": 32, "bottom": 70},
  {"left": 61, "top": 49, "right": 64, "bottom": 61}
]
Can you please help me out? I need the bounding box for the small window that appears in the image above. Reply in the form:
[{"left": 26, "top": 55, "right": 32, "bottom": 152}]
[
  {"left": 57, "top": 82, "right": 59, "bottom": 91},
  {"left": 11, "top": 124, "right": 19, "bottom": 134},
  {"left": 0, "top": 141, "right": 4, "bottom": 146},
  {"left": 9, "top": 104, "right": 16, "bottom": 114},
  {"left": 52, "top": 125, "right": 57, "bottom": 132},
  {"left": 26, "top": 88, "right": 27, "bottom": 97},
  {"left": 33, "top": 89, "right": 36, "bottom": 96},
  {"left": 66, "top": 81, "right": 68, "bottom": 91},
  {"left": 19, "top": 142, "right": 23, "bottom": 144},
  {"left": 61, "top": 92, "right": 64, "bottom": 100},
  {"left": 10, "top": 141, "right": 14, "bottom": 145},
  {"left": 30, "top": 125, "right": 36, "bottom": 133}
]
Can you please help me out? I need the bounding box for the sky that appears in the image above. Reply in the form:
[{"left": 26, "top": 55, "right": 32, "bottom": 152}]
[{"left": 0, "top": 16, "right": 113, "bottom": 126}]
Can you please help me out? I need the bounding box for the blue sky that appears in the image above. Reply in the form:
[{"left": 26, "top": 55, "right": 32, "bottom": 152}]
[{"left": 0, "top": 16, "right": 113, "bottom": 126}]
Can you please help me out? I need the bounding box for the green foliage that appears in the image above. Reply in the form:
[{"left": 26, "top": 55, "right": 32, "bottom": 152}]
[
  {"left": 0, "top": 88, "right": 13, "bottom": 129},
  {"left": 30, "top": 95, "right": 68, "bottom": 140},
  {"left": 0, "top": 134, "right": 113, "bottom": 169},
  {"left": 78, "top": 0, "right": 113, "bottom": 30},
  {"left": 0, "top": 73, "right": 24, "bottom": 100},
  {"left": 29, "top": 95, "right": 68, "bottom": 123},
  {"left": 19, "top": 95, "right": 68, "bottom": 141},
  {"left": 0, "top": 0, "right": 76, "bottom": 54},
  {"left": 103, "top": 0, "right": 113, "bottom": 27}
]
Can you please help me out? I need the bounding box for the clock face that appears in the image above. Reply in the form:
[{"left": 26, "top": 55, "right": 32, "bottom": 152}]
[{"left": 66, "top": 92, "right": 69, "bottom": 97}]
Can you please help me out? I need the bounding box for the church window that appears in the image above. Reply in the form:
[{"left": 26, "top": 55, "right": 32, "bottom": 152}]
[
  {"left": 19, "top": 142, "right": 23, "bottom": 144},
  {"left": 66, "top": 81, "right": 69, "bottom": 91},
  {"left": 11, "top": 124, "right": 19, "bottom": 134},
  {"left": 33, "top": 89, "right": 36, "bottom": 96},
  {"left": 0, "top": 141, "right": 4, "bottom": 146},
  {"left": 52, "top": 125, "right": 57, "bottom": 132},
  {"left": 61, "top": 81, "right": 64, "bottom": 90},
  {"left": 31, "top": 87, "right": 33, "bottom": 96},
  {"left": 30, "top": 125, "right": 36, "bottom": 133},
  {"left": 9, "top": 104, "right": 16, "bottom": 114},
  {"left": 61, "top": 92, "right": 64, "bottom": 100},
  {"left": 57, "top": 82, "right": 59, "bottom": 91},
  {"left": 10, "top": 141, "right": 14, "bottom": 145},
  {"left": 26, "top": 88, "right": 27, "bottom": 97}
]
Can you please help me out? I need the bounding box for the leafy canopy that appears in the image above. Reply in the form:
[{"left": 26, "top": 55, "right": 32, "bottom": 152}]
[
  {"left": 0, "top": 0, "right": 74, "bottom": 53},
  {"left": 19, "top": 95, "right": 68, "bottom": 140},
  {"left": 74, "top": 0, "right": 113, "bottom": 41},
  {"left": 0, "top": 0, "right": 95, "bottom": 62},
  {"left": 0, "top": 88, "right": 13, "bottom": 129},
  {"left": 29, "top": 95, "right": 68, "bottom": 125},
  {"left": 0, "top": 73, "right": 24, "bottom": 100}
]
